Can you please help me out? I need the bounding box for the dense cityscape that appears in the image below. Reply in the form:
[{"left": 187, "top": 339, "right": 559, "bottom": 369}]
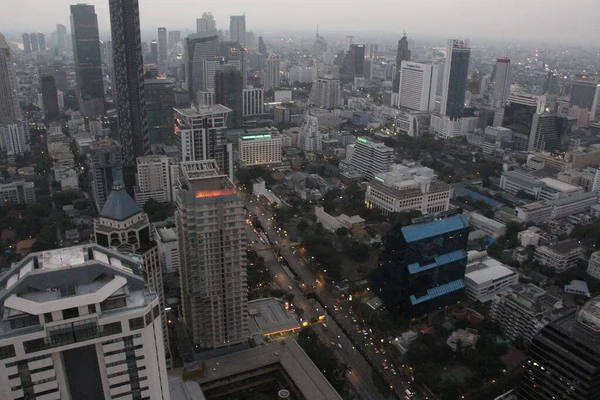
[{"left": 0, "top": 1, "right": 599, "bottom": 400}]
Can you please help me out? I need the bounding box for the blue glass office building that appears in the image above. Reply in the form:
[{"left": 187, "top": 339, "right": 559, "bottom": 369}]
[{"left": 372, "top": 214, "right": 470, "bottom": 317}]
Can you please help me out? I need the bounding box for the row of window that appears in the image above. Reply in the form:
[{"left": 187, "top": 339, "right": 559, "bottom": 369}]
[
  {"left": 14, "top": 386, "right": 59, "bottom": 400},
  {"left": 12, "top": 376, "right": 56, "bottom": 392}
]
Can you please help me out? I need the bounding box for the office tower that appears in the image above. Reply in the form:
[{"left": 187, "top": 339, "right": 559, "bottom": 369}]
[
  {"left": 37, "top": 32, "right": 46, "bottom": 51},
  {"left": 242, "top": 88, "right": 264, "bottom": 116},
  {"left": 311, "top": 75, "right": 342, "bottom": 109},
  {"left": 298, "top": 114, "right": 321, "bottom": 151},
  {"left": 150, "top": 40, "right": 158, "bottom": 64},
  {"left": 570, "top": 80, "right": 600, "bottom": 121},
  {"left": 528, "top": 113, "right": 573, "bottom": 152},
  {"left": 219, "top": 40, "right": 247, "bottom": 88},
  {"left": 94, "top": 182, "right": 171, "bottom": 367},
  {"left": 90, "top": 138, "right": 124, "bottom": 211},
  {"left": 203, "top": 58, "right": 242, "bottom": 92},
  {"left": 503, "top": 92, "right": 547, "bottom": 151},
  {"left": 145, "top": 77, "right": 175, "bottom": 145},
  {"left": 519, "top": 298, "right": 600, "bottom": 400},
  {"left": 197, "top": 12, "right": 216, "bottom": 33},
  {"left": 493, "top": 58, "right": 511, "bottom": 105},
  {"left": 229, "top": 15, "right": 246, "bottom": 47},
  {"left": 0, "top": 121, "right": 28, "bottom": 161},
  {"left": 134, "top": 155, "right": 172, "bottom": 205},
  {"left": 344, "top": 36, "right": 353, "bottom": 52},
  {"left": 246, "top": 31, "right": 256, "bottom": 50},
  {"left": 41, "top": 75, "right": 60, "bottom": 122},
  {"left": 313, "top": 29, "right": 327, "bottom": 59},
  {"left": 215, "top": 66, "right": 243, "bottom": 128},
  {"left": 30, "top": 32, "right": 39, "bottom": 52},
  {"left": 345, "top": 137, "right": 394, "bottom": 180},
  {"left": 109, "top": 0, "right": 149, "bottom": 186},
  {"left": 157, "top": 28, "right": 167, "bottom": 75},
  {"left": 258, "top": 36, "right": 267, "bottom": 55},
  {"left": 398, "top": 61, "right": 438, "bottom": 112},
  {"left": 264, "top": 54, "right": 281, "bottom": 90},
  {"left": 0, "top": 34, "right": 22, "bottom": 125},
  {"left": 543, "top": 72, "right": 559, "bottom": 95},
  {"left": 22, "top": 33, "right": 31, "bottom": 53},
  {"left": 174, "top": 104, "right": 233, "bottom": 179},
  {"left": 56, "top": 24, "right": 67, "bottom": 49},
  {"left": 175, "top": 160, "right": 247, "bottom": 349},
  {"left": 440, "top": 39, "right": 471, "bottom": 119},
  {"left": 185, "top": 32, "right": 219, "bottom": 99},
  {"left": 0, "top": 244, "right": 170, "bottom": 400},
  {"left": 343, "top": 44, "right": 365, "bottom": 78},
  {"left": 40, "top": 62, "right": 68, "bottom": 92},
  {"left": 372, "top": 213, "right": 470, "bottom": 317},
  {"left": 71, "top": 4, "right": 106, "bottom": 117}
]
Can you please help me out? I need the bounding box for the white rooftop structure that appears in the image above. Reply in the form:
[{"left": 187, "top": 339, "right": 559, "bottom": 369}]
[
  {"left": 540, "top": 177, "right": 583, "bottom": 194},
  {"left": 465, "top": 251, "right": 519, "bottom": 302}
]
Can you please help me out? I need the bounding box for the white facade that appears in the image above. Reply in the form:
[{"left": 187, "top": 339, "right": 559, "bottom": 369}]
[
  {"left": 518, "top": 229, "right": 540, "bottom": 247},
  {"left": 0, "top": 245, "right": 170, "bottom": 400},
  {"left": 176, "top": 161, "right": 247, "bottom": 349},
  {"left": 431, "top": 114, "right": 478, "bottom": 138},
  {"left": 492, "top": 58, "right": 511, "bottom": 105},
  {"left": 587, "top": 251, "right": 600, "bottom": 280},
  {"left": 289, "top": 66, "right": 316, "bottom": 83},
  {"left": 0, "top": 121, "right": 28, "bottom": 157},
  {"left": 156, "top": 227, "right": 180, "bottom": 274},
  {"left": 135, "top": 155, "right": 172, "bottom": 206},
  {"left": 465, "top": 252, "right": 518, "bottom": 302},
  {"left": 298, "top": 114, "right": 321, "bottom": 151},
  {"left": 0, "top": 180, "right": 36, "bottom": 205},
  {"left": 534, "top": 240, "right": 583, "bottom": 272},
  {"left": 242, "top": 88, "right": 264, "bottom": 116},
  {"left": 468, "top": 213, "right": 506, "bottom": 238},
  {"left": 238, "top": 133, "right": 282, "bottom": 166},
  {"left": 265, "top": 55, "right": 281, "bottom": 90},
  {"left": 346, "top": 137, "right": 394, "bottom": 180},
  {"left": 229, "top": 16, "right": 246, "bottom": 47},
  {"left": 311, "top": 75, "right": 343, "bottom": 109},
  {"left": 398, "top": 61, "right": 438, "bottom": 112}
]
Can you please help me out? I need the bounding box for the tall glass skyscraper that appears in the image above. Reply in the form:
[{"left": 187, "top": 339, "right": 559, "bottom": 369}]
[
  {"left": 215, "top": 66, "right": 243, "bottom": 128},
  {"left": 440, "top": 39, "right": 471, "bottom": 120},
  {"left": 109, "top": 0, "right": 149, "bottom": 190},
  {"left": 372, "top": 213, "right": 470, "bottom": 317},
  {"left": 184, "top": 32, "right": 219, "bottom": 100},
  {"left": 70, "top": 4, "right": 105, "bottom": 116},
  {"left": 0, "top": 33, "right": 22, "bottom": 125}
]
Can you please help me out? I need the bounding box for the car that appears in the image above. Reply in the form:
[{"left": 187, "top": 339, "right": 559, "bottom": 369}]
[
  {"left": 391, "top": 369, "right": 397, "bottom": 375},
  {"left": 374, "top": 348, "right": 380, "bottom": 354},
  {"left": 362, "top": 330, "right": 368, "bottom": 336},
  {"left": 337, "top": 343, "right": 343, "bottom": 349},
  {"left": 288, "top": 285, "right": 293, "bottom": 291},
  {"left": 382, "top": 362, "right": 389, "bottom": 370}
]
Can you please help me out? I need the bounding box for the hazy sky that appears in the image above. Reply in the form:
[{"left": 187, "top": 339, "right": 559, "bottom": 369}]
[{"left": 1, "top": 0, "right": 599, "bottom": 44}]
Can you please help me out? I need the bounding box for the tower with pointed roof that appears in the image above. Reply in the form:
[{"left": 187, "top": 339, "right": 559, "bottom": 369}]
[{"left": 94, "top": 181, "right": 172, "bottom": 367}]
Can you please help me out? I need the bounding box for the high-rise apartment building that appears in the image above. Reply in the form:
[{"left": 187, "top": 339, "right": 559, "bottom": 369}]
[
  {"left": 311, "top": 75, "right": 342, "bottom": 109},
  {"left": 0, "top": 34, "right": 22, "bottom": 125},
  {"left": 242, "top": 88, "right": 264, "bottom": 116},
  {"left": 22, "top": 33, "right": 31, "bottom": 53},
  {"left": 94, "top": 182, "right": 171, "bottom": 367},
  {"left": 56, "top": 24, "right": 67, "bottom": 49},
  {"left": 134, "top": 155, "right": 172, "bottom": 206},
  {"left": 90, "top": 139, "right": 124, "bottom": 211},
  {"left": 0, "top": 121, "right": 28, "bottom": 160},
  {"left": 70, "top": 4, "right": 105, "bottom": 117},
  {"left": 398, "top": 61, "right": 438, "bottom": 112},
  {"left": 215, "top": 66, "right": 243, "bottom": 128},
  {"left": 150, "top": 40, "right": 158, "bottom": 65},
  {"left": 493, "top": 58, "right": 511, "bottom": 106},
  {"left": 519, "top": 298, "right": 600, "bottom": 400},
  {"left": 144, "top": 77, "right": 175, "bottom": 145},
  {"left": 394, "top": 34, "right": 411, "bottom": 92},
  {"left": 343, "top": 137, "right": 394, "bottom": 180},
  {"left": 37, "top": 32, "right": 46, "bottom": 51},
  {"left": 238, "top": 132, "right": 283, "bottom": 166},
  {"left": 30, "top": 32, "right": 39, "bottom": 52},
  {"left": 197, "top": 12, "right": 217, "bottom": 33},
  {"left": 264, "top": 55, "right": 281, "bottom": 90},
  {"left": 298, "top": 114, "right": 321, "bottom": 151},
  {"left": 185, "top": 32, "right": 219, "bottom": 99},
  {"left": 41, "top": 75, "right": 60, "bottom": 122},
  {"left": 167, "top": 31, "right": 181, "bottom": 46},
  {"left": 372, "top": 213, "right": 470, "bottom": 317},
  {"left": 229, "top": 16, "right": 246, "bottom": 47},
  {"left": 440, "top": 39, "right": 471, "bottom": 119},
  {"left": 570, "top": 80, "right": 600, "bottom": 121},
  {"left": 157, "top": 28, "right": 167, "bottom": 76},
  {"left": 174, "top": 104, "right": 233, "bottom": 180},
  {"left": 175, "top": 160, "right": 247, "bottom": 349},
  {"left": 0, "top": 244, "right": 170, "bottom": 400},
  {"left": 109, "top": 0, "right": 149, "bottom": 184}
]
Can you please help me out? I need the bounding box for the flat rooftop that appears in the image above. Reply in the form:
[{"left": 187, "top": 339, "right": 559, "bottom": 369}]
[
  {"left": 540, "top": 177, "right": 582, "bottom": 193},
  {"left": 247, "top": 298, "right": 300, "bottom": 336},
  {"left": 174, "top": 104, "right": 232, "bottom": 118},
  {"left": 466, "top": 257, "right": 517, "bottom": 285}
]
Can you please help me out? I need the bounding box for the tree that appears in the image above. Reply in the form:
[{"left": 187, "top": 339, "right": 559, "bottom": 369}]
[
  {"left": 143, "top": 199, "right": 175, "bottom": 222},
  {"left": 297, "top": 219, "right": 309, "bottom": 233},
  {"left": 335, "top": 227, "right": 349, "bottom": 237}
]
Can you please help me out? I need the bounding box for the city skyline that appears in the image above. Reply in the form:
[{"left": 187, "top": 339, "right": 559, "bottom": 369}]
[{"left": 0, "top": 0, "right": 599, "bottom": 45}]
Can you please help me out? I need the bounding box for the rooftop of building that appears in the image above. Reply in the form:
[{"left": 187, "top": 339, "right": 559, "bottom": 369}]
[
  {"left": 539, "top": 178, "right": 582, "bottom": 193},
  {"left": 578, "top": 296, "right": 600, "bottom": 332},
  {"left": 466, "top": 256, "right": 517, "bottom": 285},
  {"left": 541, "top": 239, "right": 582, "bottom": 254},
  {"left": 168, "top": 376, "right": 206, "bottom": 400},
  {"left": 549, "top": 191, "right": 598, "bottom": 207},
  {"left": 157, "top": 227, "right": 177, "bottom": 242},
  {"left": 355, "top": 136, "right": 393, "bottom": 151},
  {"left": 247, "top": 298, "right": 300, "bottom": 337},
  {"left": 174, "top": 104, "right": 232, "bottom": 118},
  {"left": 501, "top": 170, "right": 545, "bottom": 188},
  {"left": 517, "top": 201, "right": 551, "bottom": 211},
  {"left": 470, "top": 213, "right": 507, "bottom": 229},
  {"left": 402, "top": 214, "right": 470, "bottom": 243}
]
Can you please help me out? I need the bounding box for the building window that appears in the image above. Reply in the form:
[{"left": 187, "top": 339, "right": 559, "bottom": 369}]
[
  {"left": 62, "top": 307, "right": 80, "bottom": 320},
  {"left": 88, "top": 304, "right": 97, "bottom": 314},
  {"left": 44, "top": 313, "right": 53, "bottom": 323},
  {"left": 0, "top": 344, "right": 16, "bottom": 360},
  {"left": 9, "top": 314, "right": 40, "bottom": 330},
  {"left": 101, "top": 297, "right": 127, "bottom": 311},
  {"left": 129, "top": 317, "right": 144, "bottom": 331}
]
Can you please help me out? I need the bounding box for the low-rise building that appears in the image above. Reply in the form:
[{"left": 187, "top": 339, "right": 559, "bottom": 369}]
[
  {"left": 515, "top": 201, "right": 553, "bottom": 224},
  {"left": 518, "top": 229, "right": 540, "bottom": 247},
  {"left": 534, "top": 239, "right": 583, "bottom": 272},
  {"left": 587, "top": 250, "right": 600, "bottom": 280},
  {"left": 538, "top": 177, "right": 584, "bottom": 201},
  {"left": 550, "top": 192, "right": 598, "bottom": 219},
  {"left": 465, "top": 252, "right": 519, "bottom": 302},
  {"left": 447, "top": 328, "right": 479, "bottom": 351},
  {"left": 468, "top": 213, "right": 506, "bottom": 238},
  {"left": 0, "top": 180, "right": 36, "bottom": 205},
  {"left": 500, "top": 170, "right": 546, "bottom": 198}
]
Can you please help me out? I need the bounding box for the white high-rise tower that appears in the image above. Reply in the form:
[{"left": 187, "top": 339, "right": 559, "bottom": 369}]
[
  {"left": 398, "top": 61, "right": 439, "bottom": 112},
  {"left": 493, "top": 58, "right": 511, "bottom": 106}
]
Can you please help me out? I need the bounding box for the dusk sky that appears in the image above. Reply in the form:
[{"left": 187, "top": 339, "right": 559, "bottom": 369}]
[{"left": 1, "top": 0, "right": 599, "bottom": 44}]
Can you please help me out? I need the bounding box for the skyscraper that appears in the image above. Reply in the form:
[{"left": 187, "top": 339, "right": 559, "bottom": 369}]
[
  {"left": 528, "top": 113, "right": 573, "bottom": 153},
  {"left": 167, "top": 30, "right": 181, "bottom": 46},
  {"left": 30, "top": 32, "right": 39, "bottom": 52},
  {"left": 343, "top": 44, "right": 365, "bottom": 78},
  {"left": 0, "top": 121, "right": 28, "bottom": 160},
  {"left": 37, "top": 32, "right": 46, "bottom": 51},
  {"left": 184, "top": 32, "right": 219, "bottom": 100},
  {"left": 174, "top": 104, "right": 233, "bottom": 180},
  {"left": 94, "top": 182, "right": 171, "bottom": 367},
  {"left": 176, "top": 160, "right": 247, "bottom": 349},
  {"left": 519, "top": 298, "right": 600, "bottom": 400},
  {"left": 0, "top": 33, "right": 22, "bottom": 125},
  {"left": 570, "top": 80, "right": 600, "bottom": 121},
  {"left": 394, "top": 34, "right": 411, "bottom": 92},
  {"left": 157, "top": 28, "right": 167, "bottom": 75},
  {"left": 372, "top": 213, "right": 470, "bottom": 317},
  {"left": 41, "top": 75, "right": 60, "bottom": 122},
  {"left": 197, "top": 12, "right": 216, "bottom": 33},
  {"left": 145, "top": 77, "right": 175, "bottom": 145},
  {"left": 215, "top": 65, "right": 243, "bottom": 128},
  {"left": 219, "top": 40, "right": 247, "bottom": 88},
  {"left": 493, "top": 57, "right": 511, "bottom": 106},
  {"left": 344, "top": 36, "right": 353, "bottom": 52},
  {"left": 109, "top": 0, "right": 149, "bottom": 187},
  {"left": 229, "top": 15, "right": 246, "bottom": 47},
  {"left": 311, "top": 75, "right": 342, "bottom": 109},
  {"left": 258, "top": 36, "right": 267, "bottom": 55},
  {"left": 22, "top": 33, "right": 31, "bottom": 53},
  {"left": 56, "top": 24, "right": 67, "bottom": 49},
  {"left": 90, "top": 138, "right": 123, "bottom": 211},
  {"left": 150, "top": 39, "right": 158, "bottom": 64},
  {"left": 440, "top": 39, "right": 471, "bottom": 119},
  {"left": 264, "top": 54, "right": 281, "bottom": 90},
  {"left": 398, "top": 61, "right": 438, "bottom": 112},
  {"left": 0, "top": 244, "right": 170, "bottom": 400},
  {"left": 70, "top": 4, "right": 105, "bottom": 117}
]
